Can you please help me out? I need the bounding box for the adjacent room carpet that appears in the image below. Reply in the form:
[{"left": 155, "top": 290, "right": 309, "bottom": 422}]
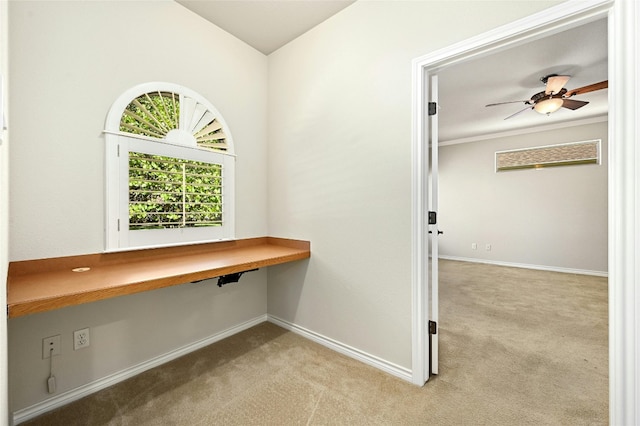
[{"left": 22, "top": 260, "right": 608, "bottom": 425}]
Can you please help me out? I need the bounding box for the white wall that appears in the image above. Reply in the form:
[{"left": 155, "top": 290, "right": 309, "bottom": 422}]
[
  {"left": 439, "top": 120, "right": 608, "bottom": 274},
  {"left": 266, "top": 0, "right": 563, "bottom": 370},
  {"left": 1, "top": 0, "right": 10, "bottom": 423},
  {"left": 8, "top": 0, "right": 267, "bottom": 414}
]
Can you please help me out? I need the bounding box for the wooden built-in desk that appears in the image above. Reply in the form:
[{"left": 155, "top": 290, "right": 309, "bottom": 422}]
[{"left": 7, "top": 237, "right": 310, "bottom": 318}]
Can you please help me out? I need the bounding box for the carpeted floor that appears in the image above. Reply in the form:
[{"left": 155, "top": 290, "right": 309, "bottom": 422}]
[{"left": 23, "top": 260, "right": 608, "bottom": 425}]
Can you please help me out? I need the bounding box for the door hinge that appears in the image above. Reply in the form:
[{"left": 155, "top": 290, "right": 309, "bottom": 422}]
[
  {"left": 117, "top": 219, "right": 120, "bottom": 232},
  {"left": 428, "top": 211, "right": 437, "bottom": 225},
  {"left": 429, "top": 320, "right": 437, "bottom": 335},
  {"left": 428, "top": 102, "right": 437, "bottom": 116}
]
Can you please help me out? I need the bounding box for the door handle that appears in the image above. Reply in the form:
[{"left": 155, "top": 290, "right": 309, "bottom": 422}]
[{"left": 428, "top": 230, "right": 444, "bottom": 235}]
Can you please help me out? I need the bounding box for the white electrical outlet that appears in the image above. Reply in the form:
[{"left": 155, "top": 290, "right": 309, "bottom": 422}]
[
  {"left": 42, "top": 335, "right": 61, "bottom": 359},
  {"left": 74, "top": 328, "right": 90, "bottom": 350},
  {"left": 486, "top": 244, "right": 492, "bottom": 251},
  {"left": 471, "top": 243, "right": 477, "bottom": 250}
]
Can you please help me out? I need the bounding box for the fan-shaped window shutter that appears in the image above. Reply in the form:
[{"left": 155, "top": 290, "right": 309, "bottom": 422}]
[
  {"left": 119, "top": 90, "right": 230, "bottom": 152},
  {"left": 104, "top": 83, "right": 235, "bottom": 251}
]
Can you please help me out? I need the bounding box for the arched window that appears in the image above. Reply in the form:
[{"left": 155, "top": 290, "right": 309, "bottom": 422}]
[{"left": 104, "top": 82, "right": 235, "bottom": 251}]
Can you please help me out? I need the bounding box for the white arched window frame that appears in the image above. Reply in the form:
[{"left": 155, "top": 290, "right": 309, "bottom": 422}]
[{"left": 104, "top": 82, "right": 235, "bottom": 252}]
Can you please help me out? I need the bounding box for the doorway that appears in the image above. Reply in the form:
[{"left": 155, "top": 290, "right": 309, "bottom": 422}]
[{"left": 411, "top": 1, "right": 640, "bottom": 424}]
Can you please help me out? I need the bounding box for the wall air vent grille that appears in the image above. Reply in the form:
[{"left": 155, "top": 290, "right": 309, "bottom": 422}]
[{"left": 496, "top": 139, "right": 600, "bottom": 172}]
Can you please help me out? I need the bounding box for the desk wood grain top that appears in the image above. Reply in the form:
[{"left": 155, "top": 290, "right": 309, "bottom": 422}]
[{"left": 7, "top": 237, "right": 310, "bottom": 318}]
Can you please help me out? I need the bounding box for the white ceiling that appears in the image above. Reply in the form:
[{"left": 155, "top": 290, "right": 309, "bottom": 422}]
[
  {"left": 175, "top": 1, "right": 608, "bottom": 143},
  {"left": 176, "top": 0, "right": 355, "bottom": 55},
  {"left": 438, "top": 18, "right": 608, "bottom": 142}
]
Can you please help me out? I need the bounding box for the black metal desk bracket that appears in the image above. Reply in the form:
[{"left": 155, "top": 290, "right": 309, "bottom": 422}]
[{"left": 217, "top": 269, "right": 259, "bottom": 287}]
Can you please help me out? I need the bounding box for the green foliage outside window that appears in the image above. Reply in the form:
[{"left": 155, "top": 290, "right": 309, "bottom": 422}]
[
  {"left": 120, "top": 91, "right": 180, "bottom": 139},
  {"left": 129, "top": 152, "right": 223, "bottom": 230}
]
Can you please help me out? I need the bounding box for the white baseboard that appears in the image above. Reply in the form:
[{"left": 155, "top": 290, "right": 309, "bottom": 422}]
[
  {"left": 267, "top": 315, "right": 413, "bottom": 382},
  {"left": 439, "top": 255, "right": 608, "bottom": 277},
  {"left": 12, "top": 314, "right": 268, "bottom": 425}
]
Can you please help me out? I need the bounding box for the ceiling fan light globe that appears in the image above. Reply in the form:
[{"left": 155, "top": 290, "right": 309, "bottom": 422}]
[{"left": 534, "top": 98, "right": 563, "bottom": 115}]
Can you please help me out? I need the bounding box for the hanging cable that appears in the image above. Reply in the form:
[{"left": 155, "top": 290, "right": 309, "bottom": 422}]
[{"left": 47, "top": 347, "right": 56, "bottom": 394}]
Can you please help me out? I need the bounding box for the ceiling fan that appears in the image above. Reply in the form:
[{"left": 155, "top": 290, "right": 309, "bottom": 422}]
[{"left": 486, "top": 74, "right": 608, "bottom": 120}]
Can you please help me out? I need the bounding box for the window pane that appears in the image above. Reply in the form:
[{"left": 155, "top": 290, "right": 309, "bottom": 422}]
[
  {"left": 129, "top": 152, "right": 223, "bottom": 230},
  {"left": 496, "top": 140, "right": 600, "bottom": 171}
]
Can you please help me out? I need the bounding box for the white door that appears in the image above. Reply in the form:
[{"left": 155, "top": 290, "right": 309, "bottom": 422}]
[
  {"left": 411, "top": 66, "right": 440, "bottom": 384},
  {"left": 428, "top": 74, "right": 440, "bottom": 376}
]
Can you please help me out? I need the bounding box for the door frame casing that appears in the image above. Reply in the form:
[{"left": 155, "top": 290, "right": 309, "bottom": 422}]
[{"left": 410, "top": 1, "right": 640, "bottom": 424}]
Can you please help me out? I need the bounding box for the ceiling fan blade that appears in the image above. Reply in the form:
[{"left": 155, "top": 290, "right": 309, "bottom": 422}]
[
  {"left": 486, "top": 100, "right": 530, "bottom": 107},
  {"left": 545, "top": 75, "right": 570, "bottom": 94},
  {"left": 504, "top": 106, "right": 533, "bottom": 120},
  {"left": 565, "top": 80, "right": 608, "bottom": 97},
  {"left": 562, "top": 99, "right": 589, "bottom": 110}
]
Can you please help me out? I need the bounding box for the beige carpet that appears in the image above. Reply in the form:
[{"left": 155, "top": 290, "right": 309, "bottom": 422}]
[{"left": 23, "top": 260, "right": 608, "bottom": 425}]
